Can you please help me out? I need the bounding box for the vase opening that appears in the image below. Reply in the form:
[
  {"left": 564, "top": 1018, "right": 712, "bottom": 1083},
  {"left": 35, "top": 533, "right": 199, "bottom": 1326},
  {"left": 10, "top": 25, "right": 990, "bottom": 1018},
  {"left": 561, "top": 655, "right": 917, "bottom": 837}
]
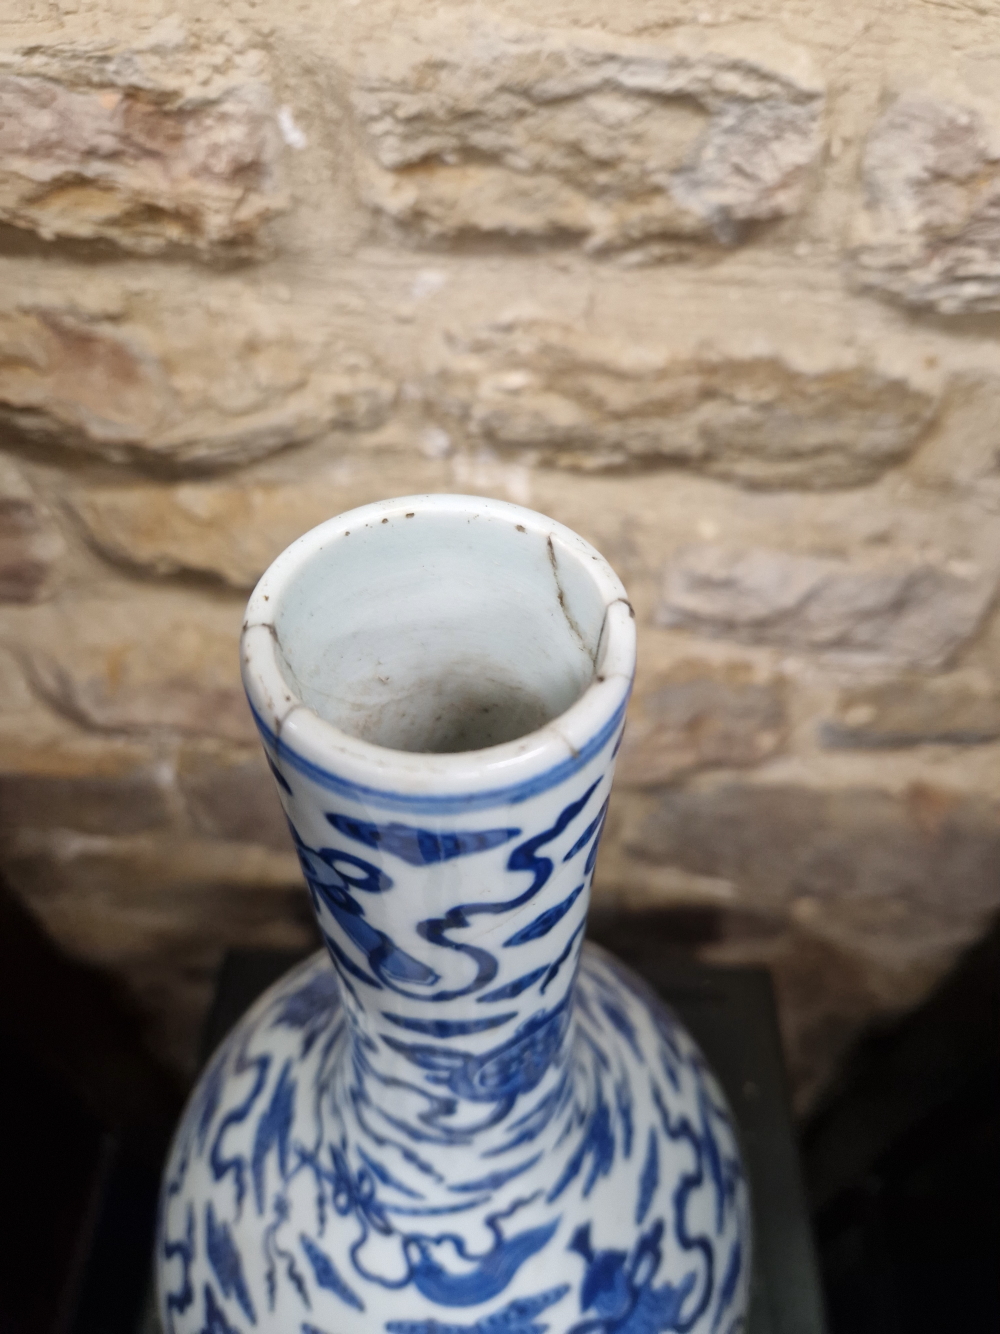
[{"left": 267, "top": 502, "right": 612, "bottom": 754}]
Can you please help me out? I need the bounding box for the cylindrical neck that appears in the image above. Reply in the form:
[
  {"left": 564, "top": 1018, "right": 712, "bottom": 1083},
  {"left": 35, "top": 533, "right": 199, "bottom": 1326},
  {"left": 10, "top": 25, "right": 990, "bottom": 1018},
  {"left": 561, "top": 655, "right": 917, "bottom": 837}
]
[
  {"left": 240, "top": 496, "right": 636, "bottom": 1161},
  {"left": 288, "top": 778, "right": 609, "bottom": 1144}
]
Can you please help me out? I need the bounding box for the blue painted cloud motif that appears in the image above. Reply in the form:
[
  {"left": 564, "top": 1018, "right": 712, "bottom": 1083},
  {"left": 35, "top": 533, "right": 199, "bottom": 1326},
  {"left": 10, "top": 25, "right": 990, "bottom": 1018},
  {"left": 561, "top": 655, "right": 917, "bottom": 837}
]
[
  {"left": 326, "top": 815, "right": 521, "bottom": 867},
  {"left": 293, "top": 788, "right": 607, "bottom": 1009},
  {"left": 292, "top": 828, "right": 441, "bottom": 994},
  {"left": 205, "top": 1203, "right": 257, "bottom": 1323},
  {"left": 158, "top": 772, "right": 749, "bottom": 1334},
  {"left": 300, "top": 1233, "right": 365, "bottom": 1311}
]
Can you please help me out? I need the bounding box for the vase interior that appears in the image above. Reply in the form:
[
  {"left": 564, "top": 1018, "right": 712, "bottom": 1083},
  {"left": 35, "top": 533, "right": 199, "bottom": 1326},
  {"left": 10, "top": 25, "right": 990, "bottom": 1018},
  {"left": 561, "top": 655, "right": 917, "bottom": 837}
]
[{"left": 270, "top": 507, "right": 609, "bottom": 753}]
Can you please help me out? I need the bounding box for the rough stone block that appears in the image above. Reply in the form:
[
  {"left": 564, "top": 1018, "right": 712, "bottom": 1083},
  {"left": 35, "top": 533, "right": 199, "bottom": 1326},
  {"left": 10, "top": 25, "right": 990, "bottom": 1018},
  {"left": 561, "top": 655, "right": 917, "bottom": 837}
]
[
  {"left": 3, "top": 830, "right": 306, "bottom": 1074},
  {"left": 353, "top": 21, "right": 824, "bottom": 254},
  {"left": 633, "top": 780, "right": 1000, "bottom": 940},
  {"left": 19, "top": 592, "right": 255, "bottom": 743},
  {"left": 0, "top": 303, "right": 394, "bottom": 467},
  {"left": 0, "top": 65, "right": 287, "bottom": 256},
  {"left": 850, "top": 94, "right": 1000, "bottom": 314},
  {"left": 656, "top": 544, "right": 997, "bottom": 669},
  {"left": 441, "top": 322, "right": 935, "bottom": 487},
  {"left": 69, "top": 461, "right": 446, "bottom": 588},
  {"left": 178, "top": 746, "right": 292, "bottom": 851},
  {"left": 598, "top": 773, "right": 1000, "bottom": 1110},
  {"left": 0, "top": 454, "right": 63, "bottom": 601},
  {"left": 821, "top": 676, "right": 1000, "bottom": 748},
  {"left": 0, "top": 736, "right": 171, "bottom": 834},
  {"left": 618, "top": 664, "right": 786, "bottom": 787}
]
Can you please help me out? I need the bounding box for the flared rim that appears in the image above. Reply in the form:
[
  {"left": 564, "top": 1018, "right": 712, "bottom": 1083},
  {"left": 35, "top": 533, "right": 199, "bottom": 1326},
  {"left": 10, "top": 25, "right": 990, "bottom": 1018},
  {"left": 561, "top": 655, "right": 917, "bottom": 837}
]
[{"left": 241, "top": 495, "right": 636, "bottom": 813}]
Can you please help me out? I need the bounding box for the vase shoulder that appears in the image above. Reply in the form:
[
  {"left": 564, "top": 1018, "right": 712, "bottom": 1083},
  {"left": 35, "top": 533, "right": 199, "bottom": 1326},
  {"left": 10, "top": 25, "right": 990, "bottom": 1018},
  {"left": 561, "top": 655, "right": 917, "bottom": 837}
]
[{"left": 157, "top": 944, "right": 751, "bottom": 1334}]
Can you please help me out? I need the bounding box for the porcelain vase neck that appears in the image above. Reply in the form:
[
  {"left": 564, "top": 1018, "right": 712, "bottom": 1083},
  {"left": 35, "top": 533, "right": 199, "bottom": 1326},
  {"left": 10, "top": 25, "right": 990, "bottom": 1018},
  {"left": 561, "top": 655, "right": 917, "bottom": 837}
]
[{"left": 241, "top": 494, "right": 635, "bottom": 1148}]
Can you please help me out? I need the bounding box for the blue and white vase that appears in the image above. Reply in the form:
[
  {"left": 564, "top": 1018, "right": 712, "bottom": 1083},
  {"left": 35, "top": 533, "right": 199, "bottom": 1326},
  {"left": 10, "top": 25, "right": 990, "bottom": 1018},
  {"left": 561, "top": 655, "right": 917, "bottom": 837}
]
[{"left": 156, "top": 495, "right": 751, "bottom": 1334}]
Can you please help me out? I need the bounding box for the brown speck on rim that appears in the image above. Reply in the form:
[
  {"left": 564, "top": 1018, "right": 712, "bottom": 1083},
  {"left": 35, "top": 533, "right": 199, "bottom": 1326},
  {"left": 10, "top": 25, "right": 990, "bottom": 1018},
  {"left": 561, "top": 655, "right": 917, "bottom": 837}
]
[
  {"left": 405, "top": 512, "right": 415, "bottom": 518},
  {"left": 516, "top": 525, "right": 526, "bottom": 532},
  {"left": 382, "top": 517, "right": 389, "bottom": 524},
  {"left": 263, "top": 595, "right": 269, "bottom": 601}
]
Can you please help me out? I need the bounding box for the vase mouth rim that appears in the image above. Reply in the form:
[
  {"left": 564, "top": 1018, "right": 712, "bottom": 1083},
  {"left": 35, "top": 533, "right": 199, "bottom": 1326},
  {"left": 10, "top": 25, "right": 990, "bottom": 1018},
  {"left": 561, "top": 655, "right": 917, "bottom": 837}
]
[{"left": 241, "top": 494, "right": 635, "bottom": 811}]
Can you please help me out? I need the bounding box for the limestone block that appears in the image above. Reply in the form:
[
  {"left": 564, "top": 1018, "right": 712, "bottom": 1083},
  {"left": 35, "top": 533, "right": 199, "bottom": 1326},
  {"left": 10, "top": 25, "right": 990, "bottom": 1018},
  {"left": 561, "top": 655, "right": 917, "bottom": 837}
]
[
  {"left": 69, "top": 461, "right": 447, "bottom": 588},
  {"left": 0, "top": 645, "right": 174, "bottom": 837},
  {"left": 0, "top": 52, "right": 287, "bottom": 256},
  {"left": 601, "top": 775, "right": 999, "bottom": 1110},
  {"left": 3, "top": 830, "right": 306, "bottom": 1073},
  {"left": 0, "top": 304, "right": 394, "bottom": 467},
  {"left": 0, "top": 734, "right": 172, "bottom": 834},
  {"left": 18, "top": 591, "right": 254, "bottom": 743},
  {"left": 634, "top": 780, "right": 1000, "bottom": 933},
  {"left": 906, "top": 374, "right": 1000, "bottom": 513},
  {"left": 851, "top": 95, "right": 1000, "bottom": 314},
  {"left": 3, "top": 834, "right": 301, "bottom": 969},
  {"left": 353, "top": 20, "right": 824, "bottom": 254},
  {"left": 618, "top": 664, "right": 786, "bottom": 787},
  {"left": 178, "top": 746, "right": 293, "bottom": 852},
  {"left": 440, "top": 322, "right": 935, "bottom": 487},
  {"left": 656, "top": 544, "right": 997, "bottom": 669},
  {"left": 0, "top": 454, "right": 63, "bottom": 601},
  {"left": 821, "top": 676, "right": 1000, "bottom": 748},
  {"left": 609, "top": 772, "right": 1000, "bottom": 1108}
]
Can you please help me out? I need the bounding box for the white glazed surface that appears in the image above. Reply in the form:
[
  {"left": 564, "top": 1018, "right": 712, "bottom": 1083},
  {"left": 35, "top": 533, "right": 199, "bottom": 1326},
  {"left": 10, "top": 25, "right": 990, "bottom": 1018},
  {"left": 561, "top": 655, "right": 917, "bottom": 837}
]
[{"left": 156, "top": 495, "right": 751, "bottom": 1334}]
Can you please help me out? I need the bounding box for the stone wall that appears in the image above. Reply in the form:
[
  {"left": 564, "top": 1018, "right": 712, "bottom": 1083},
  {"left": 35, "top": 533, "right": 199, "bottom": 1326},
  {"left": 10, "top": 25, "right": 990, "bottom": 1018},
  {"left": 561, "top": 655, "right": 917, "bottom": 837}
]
[{"left": 2, "top": 0, "right": 1000, "bottom": 1114}]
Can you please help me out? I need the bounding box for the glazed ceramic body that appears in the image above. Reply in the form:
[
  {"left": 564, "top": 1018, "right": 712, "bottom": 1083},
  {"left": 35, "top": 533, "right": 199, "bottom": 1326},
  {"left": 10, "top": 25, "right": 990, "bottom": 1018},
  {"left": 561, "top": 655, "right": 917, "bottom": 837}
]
[{"left": 156, "top": 495, "right": 751, "bottom": 1334}]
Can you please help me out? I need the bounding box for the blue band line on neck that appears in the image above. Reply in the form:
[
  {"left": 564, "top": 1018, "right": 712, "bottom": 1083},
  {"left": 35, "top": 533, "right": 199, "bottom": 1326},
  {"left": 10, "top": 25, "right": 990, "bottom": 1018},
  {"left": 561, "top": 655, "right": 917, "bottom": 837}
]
[{"left": 247, "top": 692, "right": 629, "bottom": 816}]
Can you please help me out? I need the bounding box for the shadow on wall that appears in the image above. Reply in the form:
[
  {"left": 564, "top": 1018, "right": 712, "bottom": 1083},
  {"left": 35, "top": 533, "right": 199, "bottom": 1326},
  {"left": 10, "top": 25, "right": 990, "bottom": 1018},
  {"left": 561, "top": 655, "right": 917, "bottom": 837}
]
[
  {"left": 0, "top": 879, "right": 184, "bottom": 1334},
  {"left": 802, "top": 912, "right": 1000, "bottom": 1334}
]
